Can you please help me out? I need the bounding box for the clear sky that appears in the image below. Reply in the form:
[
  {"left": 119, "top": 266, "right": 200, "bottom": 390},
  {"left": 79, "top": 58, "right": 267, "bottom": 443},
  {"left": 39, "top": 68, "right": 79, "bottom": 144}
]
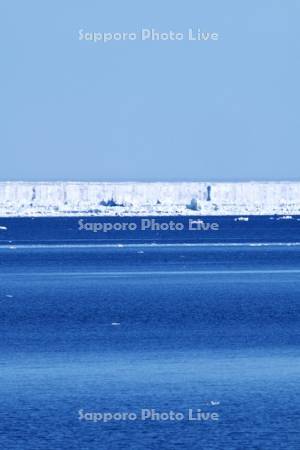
[{"left": 1, "top": 0, "right": 299, "bottom": 181}]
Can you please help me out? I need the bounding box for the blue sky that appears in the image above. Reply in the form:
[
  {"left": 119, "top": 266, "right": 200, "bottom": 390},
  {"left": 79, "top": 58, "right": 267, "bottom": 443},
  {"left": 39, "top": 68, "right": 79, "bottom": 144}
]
[{"left": 1, "top": 0, "right": 299, "bottom": 181}]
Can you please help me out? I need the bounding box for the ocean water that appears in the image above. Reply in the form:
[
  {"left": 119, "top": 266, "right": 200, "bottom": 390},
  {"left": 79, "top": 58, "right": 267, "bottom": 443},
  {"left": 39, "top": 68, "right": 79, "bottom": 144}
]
[
  {"left": 0, "top": 215, "right": 300, "bottom": 244},
  {"left": 0, "top": 218, "right": 300, "bottom": 449}
]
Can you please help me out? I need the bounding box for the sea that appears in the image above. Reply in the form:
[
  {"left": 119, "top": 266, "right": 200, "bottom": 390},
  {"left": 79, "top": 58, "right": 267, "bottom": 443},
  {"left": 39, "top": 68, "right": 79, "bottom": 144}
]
[{"left": 0, "top": 216, "right": 300, "bottom": 449}]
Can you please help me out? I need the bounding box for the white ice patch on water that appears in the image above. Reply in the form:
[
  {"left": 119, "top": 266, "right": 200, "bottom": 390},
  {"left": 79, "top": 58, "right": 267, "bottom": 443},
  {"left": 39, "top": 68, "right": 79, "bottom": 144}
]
[{"left": 234, "top": 217, "right": 249, "bottom": 222}]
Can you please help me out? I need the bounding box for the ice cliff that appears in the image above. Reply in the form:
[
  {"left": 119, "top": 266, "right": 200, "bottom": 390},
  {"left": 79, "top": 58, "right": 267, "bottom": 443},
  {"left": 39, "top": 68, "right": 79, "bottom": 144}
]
[{"left": 0, "top": 181, "right": 300, "bottom": 216}]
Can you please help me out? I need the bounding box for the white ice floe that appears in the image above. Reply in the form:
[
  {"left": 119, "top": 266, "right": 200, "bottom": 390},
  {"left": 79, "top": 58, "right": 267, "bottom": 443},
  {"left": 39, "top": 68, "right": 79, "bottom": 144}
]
[
  {"left": 0, "top": 181, "right": 300, "bottom": 216},
  {"left": 234, "top": 217, "right": 249, "bottom": 222}
]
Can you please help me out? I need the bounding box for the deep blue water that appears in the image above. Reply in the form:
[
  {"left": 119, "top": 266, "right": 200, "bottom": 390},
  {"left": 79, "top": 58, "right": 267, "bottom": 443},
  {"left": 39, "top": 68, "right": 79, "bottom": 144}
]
[
  {"left": 0, "top": 215, "right": 300, "bottom": 244},
  {"left": 0, "top": 217, "right": 300, "bottom": 449}
]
